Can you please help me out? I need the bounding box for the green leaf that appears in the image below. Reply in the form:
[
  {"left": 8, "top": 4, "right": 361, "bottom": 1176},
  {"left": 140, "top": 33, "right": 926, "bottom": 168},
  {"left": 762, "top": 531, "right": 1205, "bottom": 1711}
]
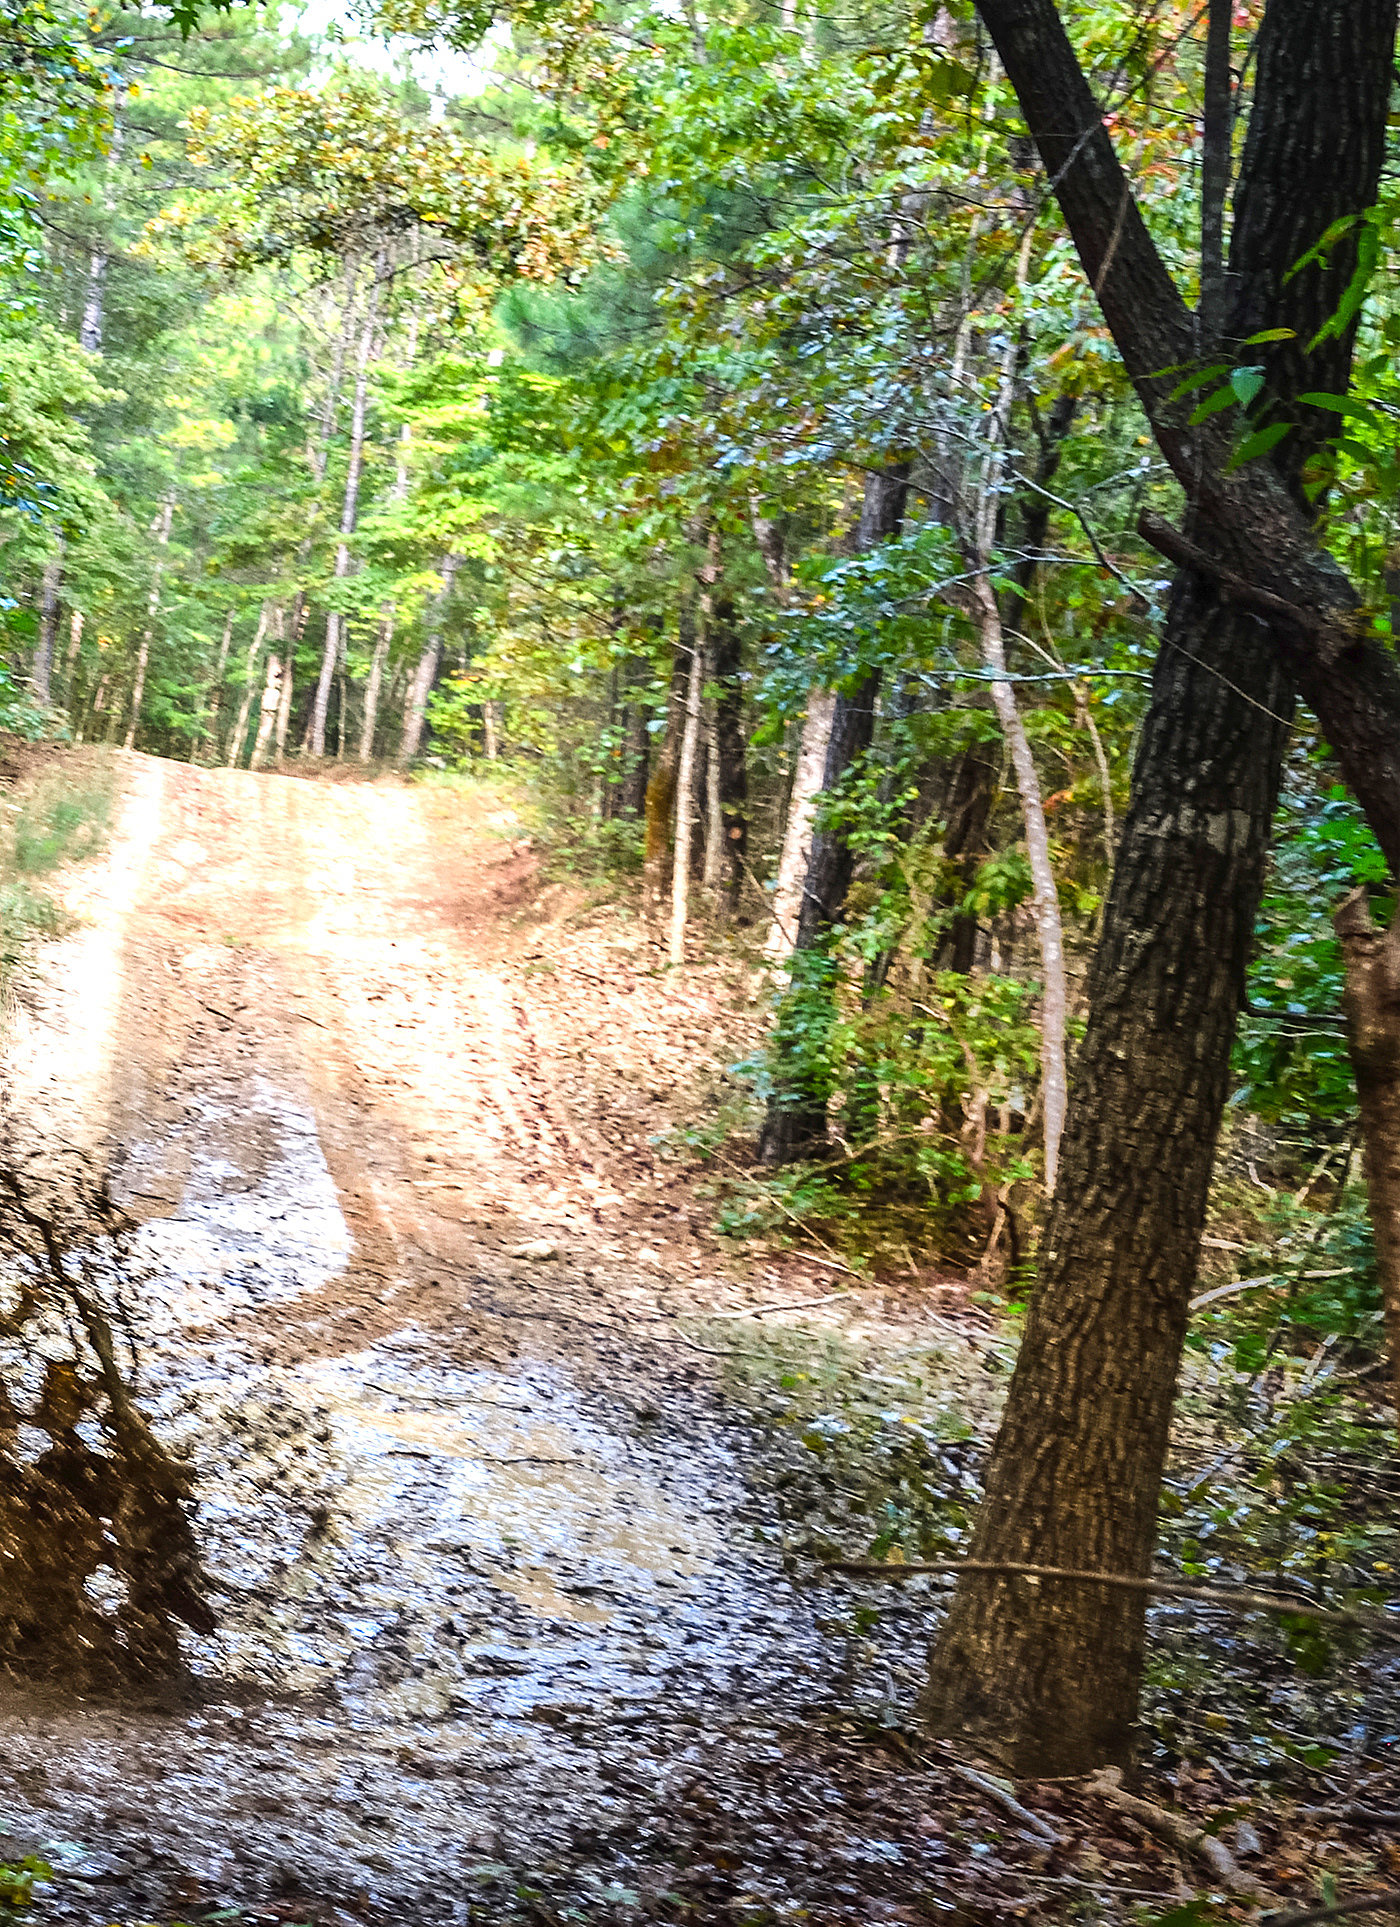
[
  {"left": 1240, "top": 327, "right": 1296, "bottom": 345},
  {"left": 1228, "top": 421, "right": 1293, "bottom": 469},
  {"left": 1168, "top": 362, "right": 1229, "bottom": 403},
  {"left": 1229, "top": 364, "right": 1266, "bottom": 408},
  {"left": 1188, "top": 384, "right": 1240, "bottom": 425}
]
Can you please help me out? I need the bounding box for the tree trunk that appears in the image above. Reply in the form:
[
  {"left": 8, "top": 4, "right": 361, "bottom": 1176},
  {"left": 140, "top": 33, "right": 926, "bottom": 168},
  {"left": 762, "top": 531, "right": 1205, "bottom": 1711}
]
[
  {"left": 33, "top": 551, "right": 63, "bottom": 704},
  {"left": 923, "top": 0, "right": 1396, "bottom": 1775},
  {"left": 974, "top": 573, "right": 1068, "bottom": 1191},
  {"left": 194, "top": 606, "right": 235, "bottom": 762},
  {"left": 399, "top": 557, "right": 458, "bottom": 765},
  {"left": 249, "top": 647, "right": 284, "bottom": 773},
  {"left": 766, "top": 694, "right": 837, "bottom": 961},
  {"left": 311, "top": 255, "right": 384, "bottom": 759},
  {"left": 668, "top": 632, "right": 705, "bottom": 966},
  {"left": 482, "top": 699, "right": 502, "bottom": 760},
  {"left": 1334, "top": 889, "right": 1400, "bottom": 1426},
  {"left": 124, "top": 493, "right": 174, "bottom": 752},
  {"left": 360, "top": 607, "right": 393, "bottom": 760},
  {"left": 759, "top": 467, "right": 907, "bottom": 1162},
  {"left": 699, "top": 527, "right": 748, "bottom": 908},
  {"left": 60, "top": 608, "right": 84, "bottom": 710},
  {"left": 228, "top": 604, "right": 273, "bottom": 770},
  {"left": 274, "top": 629, "right": 296, "bottom": 766},
  {"left": 79, "top": 251, "right": 107, "bottom": 355},
  {"left": 643, "top": 620, "right": 694, "bottom": 909}
]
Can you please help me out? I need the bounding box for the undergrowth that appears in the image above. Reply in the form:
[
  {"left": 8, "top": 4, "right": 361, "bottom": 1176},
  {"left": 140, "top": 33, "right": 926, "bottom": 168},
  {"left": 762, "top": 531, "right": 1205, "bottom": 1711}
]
[{"left": 0, "top": 752, "right": 113, "bottom": 988}]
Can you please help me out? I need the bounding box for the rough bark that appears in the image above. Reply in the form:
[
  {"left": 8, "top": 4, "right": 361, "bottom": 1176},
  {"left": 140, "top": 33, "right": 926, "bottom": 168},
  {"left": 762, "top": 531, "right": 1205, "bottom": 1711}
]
[
  {"left": 923, "top": 0, "right": 1397, "bottom": 1774},
  {"left": 938, "top": 744, "right": 999, "bottom": 972},
  {"left": 668, "top": 633, "right": 706, "bottom": 966},
  {"left": 1334, "top": 889, "right": 1400, "bottom": 1425}
]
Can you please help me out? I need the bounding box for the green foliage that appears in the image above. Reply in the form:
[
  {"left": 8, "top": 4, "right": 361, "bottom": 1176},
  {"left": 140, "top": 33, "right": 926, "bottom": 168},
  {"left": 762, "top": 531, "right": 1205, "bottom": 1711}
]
[
  {"left": 1234, "top": 783, "right": 1386, "bottom": 1130},
  {"left": 0, "top": 1855, "right": 51, "bottom": 1924}
]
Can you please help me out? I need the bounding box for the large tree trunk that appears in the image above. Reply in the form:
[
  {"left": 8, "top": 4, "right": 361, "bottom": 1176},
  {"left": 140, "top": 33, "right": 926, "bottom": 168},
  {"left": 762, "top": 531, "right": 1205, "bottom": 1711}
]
[
  {"left": 759, "top": 467, "right": 907, "bottom": 1164},
  {"left": 1334, "top": 889, "right": 1400, "bottom": 1426},
  {"left": 766, "top": 695, "right": 837, "bottom": 960},
  {"left": 249, "top": 643, "right": 284, "bottom": 773},
  {"left": 923, "top": 0, "right": 1396, "bottom": 1774}
]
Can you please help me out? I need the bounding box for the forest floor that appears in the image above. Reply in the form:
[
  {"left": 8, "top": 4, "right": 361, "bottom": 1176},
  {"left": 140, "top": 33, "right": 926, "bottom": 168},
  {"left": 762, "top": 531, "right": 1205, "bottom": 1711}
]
[{"left": 1, "top": 750, "right": 1398, "bottom": 1927}]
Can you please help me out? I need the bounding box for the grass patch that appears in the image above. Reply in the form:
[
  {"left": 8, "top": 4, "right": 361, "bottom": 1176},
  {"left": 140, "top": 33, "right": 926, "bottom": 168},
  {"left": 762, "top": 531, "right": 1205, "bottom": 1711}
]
[{"left": 0, "top": 752, "right": 114, "bottom": 989}]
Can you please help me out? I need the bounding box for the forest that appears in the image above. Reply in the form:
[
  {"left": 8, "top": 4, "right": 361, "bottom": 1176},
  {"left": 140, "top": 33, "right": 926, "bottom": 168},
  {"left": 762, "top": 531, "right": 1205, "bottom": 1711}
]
[{"left": 3, "top": 0, "right": 1400, "bottom": 1919}]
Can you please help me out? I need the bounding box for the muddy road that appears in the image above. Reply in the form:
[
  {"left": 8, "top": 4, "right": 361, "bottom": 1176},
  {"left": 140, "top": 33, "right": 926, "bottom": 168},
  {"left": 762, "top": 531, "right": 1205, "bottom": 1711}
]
[{"left": 2, "top": 755, "right": 984, "bottom": 1926}]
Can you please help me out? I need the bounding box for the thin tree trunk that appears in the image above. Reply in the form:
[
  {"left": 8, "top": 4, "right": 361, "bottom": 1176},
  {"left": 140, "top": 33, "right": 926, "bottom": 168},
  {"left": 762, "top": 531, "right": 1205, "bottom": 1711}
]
[
  {"left": 969, "top": 224, "right": 1068, "bottom": 1191},
  {"left": 1334, "top": 888, "right": 1400, "bottom": 1424},
  {"left": 398, "top": 557, "right": 459, "bottom": 765},
  {"left": 973, "top": 576, "right": 1068, "bottom": 1191},
  {"left": 228, "top": 603, "right": 272, "bottom": 770},
  {"left": 643, "top": 619, "right": 694, "bottom": 909},
  {"left": 703, "top": 705, "right": 724, "bottom": 893},
  {"left": 79, "top": 252, "right": 107, "bottom": 354},
  {"left": 759, "top": 467, "right": 907, "bottom": 1162},
  {"left": 482, "top": 699, "right": 502, "bottom": 760},
  {"left": 33, "top": 551, "right": 62, "bottom": 704},
  {"left": 311, "top": 254, "right": 385, "bottom": 758},
  {"left": 194, "top": 606, "right": 235, "bottom": 762},
  {"left": 249, "top": 631, "right": 284, "bottom": 773},
  {"left": 360, "top": 608, "right": 393, "bottom": 760},
  {"left": 699, "top": 527, "right": 748, "bottom": 910},
  {"left": 924, "top": 0, "right": 1395, "bottom": 1775},
  {"left": 124, "top": 492, "right": 174, "bottom": 752},
  {"left": 668, "top": 632, "right": 705, "bottom": 966},
  {"left": 766, "top": 694, "right": 837, "bottom": 959},
  {"left": 60, "top": 608, "right": 84, "bottom": 709},
  {"left": 274, "top": 644, "right": 295, "bottom": 766}
]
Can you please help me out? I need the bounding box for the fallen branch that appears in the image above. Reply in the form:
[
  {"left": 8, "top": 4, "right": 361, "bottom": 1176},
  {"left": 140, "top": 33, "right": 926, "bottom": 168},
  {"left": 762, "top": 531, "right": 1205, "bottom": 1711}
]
[
  {"left": 950, "top": 1761, "right": 1066, "bottom": 1848},
  {"left": 822, "top": 1557, "right": 1399, "bottom": 1635},
  {"left": 1085, "top": 1768, "right": 1263, "bottom": 1898},
  {"left": 709, "top": 1289, "right": 852, "bottom": 1319}
]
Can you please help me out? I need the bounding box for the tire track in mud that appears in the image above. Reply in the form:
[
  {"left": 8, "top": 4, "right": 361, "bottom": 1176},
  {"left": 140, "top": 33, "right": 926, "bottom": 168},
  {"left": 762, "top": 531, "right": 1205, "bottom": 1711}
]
[{"left": 0, "top": 755, "right": 844, "bottom": 1926}]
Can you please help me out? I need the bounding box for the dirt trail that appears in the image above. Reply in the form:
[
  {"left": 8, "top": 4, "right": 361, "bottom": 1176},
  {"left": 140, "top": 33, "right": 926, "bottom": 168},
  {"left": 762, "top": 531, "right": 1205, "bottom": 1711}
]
[{"left": 2, "top": 754, "right": 924, "bottom": 1926}]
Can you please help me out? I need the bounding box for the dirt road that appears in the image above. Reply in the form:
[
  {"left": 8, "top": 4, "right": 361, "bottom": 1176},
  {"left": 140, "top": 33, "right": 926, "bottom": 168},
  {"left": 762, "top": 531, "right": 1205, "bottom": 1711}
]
[{"left": 2, "top": 754, "right": 962, "bottom": 1926}]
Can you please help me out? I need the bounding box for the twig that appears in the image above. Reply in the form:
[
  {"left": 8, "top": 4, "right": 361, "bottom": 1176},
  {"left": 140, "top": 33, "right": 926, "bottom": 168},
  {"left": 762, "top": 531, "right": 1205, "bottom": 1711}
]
[
  {"left": 950, "top": 1762, "right": 1066, "bottom": 1848},
  {"left": 1086, "top": 1768, "right": 1263, "bottom": 1898},
  {"left": 821, "top": 1557, "right": 1400, "bottom": 1635},
  {"left": 709, "top": 1289, "right": 853, "bottom": 1319}
]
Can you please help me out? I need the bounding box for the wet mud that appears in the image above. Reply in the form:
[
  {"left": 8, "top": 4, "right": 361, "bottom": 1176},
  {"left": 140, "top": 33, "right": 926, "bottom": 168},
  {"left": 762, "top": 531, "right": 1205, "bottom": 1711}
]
[{"left": 0, "top": 757, "right": 959, "bottom": 1925}]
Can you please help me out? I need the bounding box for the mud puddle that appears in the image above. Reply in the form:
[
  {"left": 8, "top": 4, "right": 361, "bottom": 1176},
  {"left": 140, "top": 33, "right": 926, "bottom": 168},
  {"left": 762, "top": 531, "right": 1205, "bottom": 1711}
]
[{"left": 6, "top": 1055, "right": 829, "bottom": 1924}]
